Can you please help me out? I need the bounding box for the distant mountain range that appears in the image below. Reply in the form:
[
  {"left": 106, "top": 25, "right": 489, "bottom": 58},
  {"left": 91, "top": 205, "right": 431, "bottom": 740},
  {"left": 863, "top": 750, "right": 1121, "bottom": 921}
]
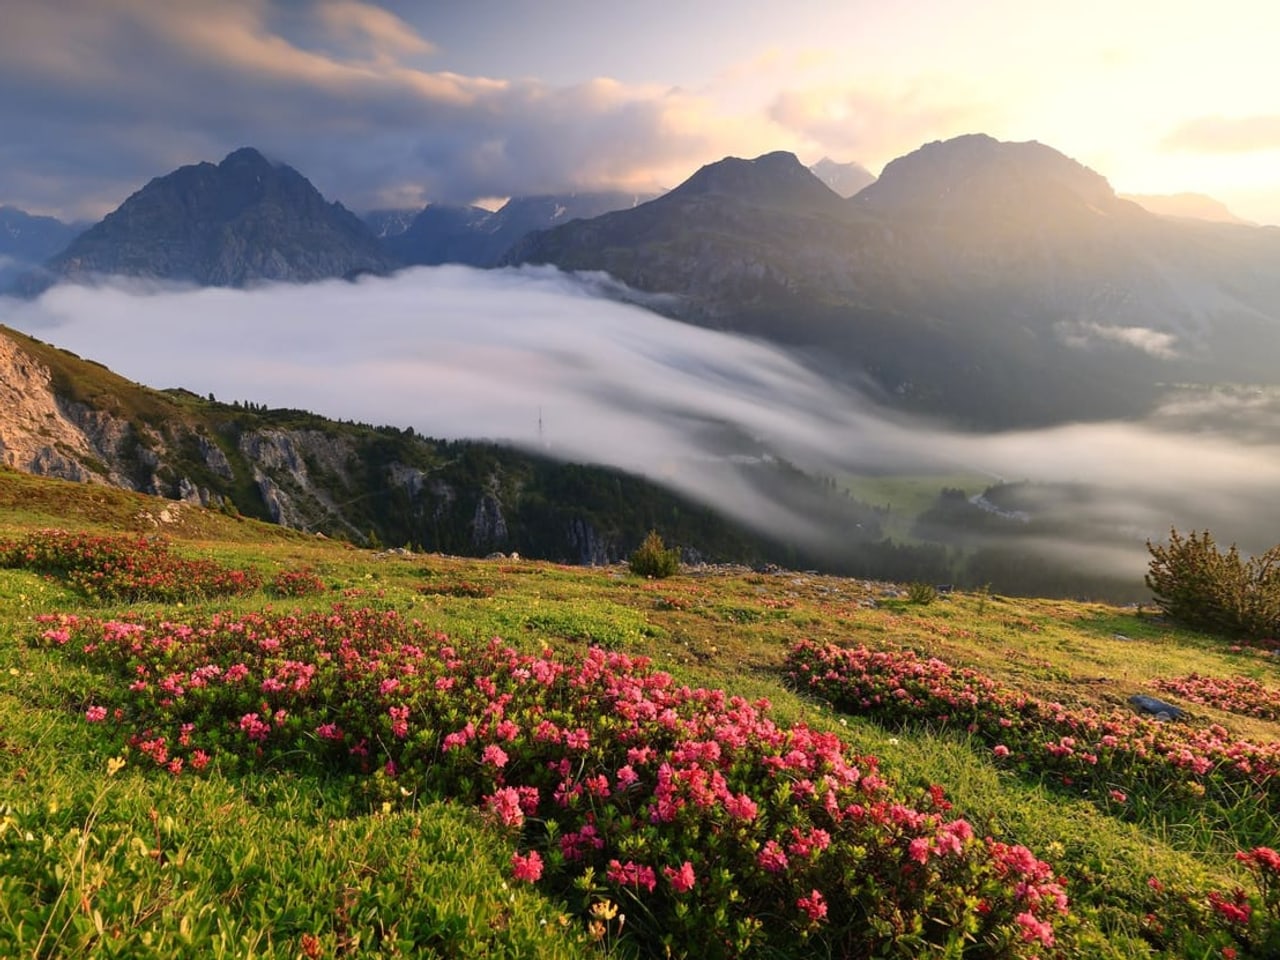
[
  {"left": 1121, "top": 192, "right": 1251, "bottom": 225},
  {"left": 512, "top": 134, "right": 1280, "bottom": 426},
  {"left": 0, "top": 206, "right": 85, "bottom": 288},
  {"left": 383, "top": 191, "right": 656, "bottom": 268},
  {"left": 7, "top": 135, "right": 1280, "bottom": 430}
]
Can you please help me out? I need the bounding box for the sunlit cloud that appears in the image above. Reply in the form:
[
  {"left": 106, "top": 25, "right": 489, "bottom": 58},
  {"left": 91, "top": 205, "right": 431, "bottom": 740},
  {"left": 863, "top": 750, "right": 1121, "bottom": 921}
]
[
  {"left": 1056, "top": 322, "right": 1180, "bottom": 360},
  {"left": 767, "top": 82, "right": 990, "bottom": 166},
  {"left": 1164, "top": 114, "right": 1280, "bottom": 154}
]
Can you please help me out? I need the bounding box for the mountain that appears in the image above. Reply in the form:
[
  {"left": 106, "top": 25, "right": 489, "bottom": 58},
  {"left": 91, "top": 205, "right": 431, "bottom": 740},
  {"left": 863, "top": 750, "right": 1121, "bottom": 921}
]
[
  {"left": 510, "top": 135, "right": 1280, "bottom": 427},
  {"left": 809, "top": 157, "right": 876, "bottom": 197},
  {"left": 388, "top": 191, "right": 655, "bottom": 267},
  {"left": 0, "top": 205, "right": 82, "bottom": 262},
  {"left": 385, "top": 203, "right": 494, "bottom": 265},
  {"left": 362, "top": 208, "right": 421, "bottom": 239},
  {"left": 20, "top": 148, "right": 396, "bottom": 292},
  {"left": 1122, "top": 192, "right": 1251, "bottom": 225},
  {"left": 0, "top": 206, "right": 83, "bottom": 288}
]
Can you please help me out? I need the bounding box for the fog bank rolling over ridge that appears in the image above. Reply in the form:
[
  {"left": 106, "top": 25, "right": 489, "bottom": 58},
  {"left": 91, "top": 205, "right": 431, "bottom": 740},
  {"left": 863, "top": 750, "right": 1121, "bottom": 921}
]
[{"left": 4, "top": 266, "right": 1279, "bottom": 582}]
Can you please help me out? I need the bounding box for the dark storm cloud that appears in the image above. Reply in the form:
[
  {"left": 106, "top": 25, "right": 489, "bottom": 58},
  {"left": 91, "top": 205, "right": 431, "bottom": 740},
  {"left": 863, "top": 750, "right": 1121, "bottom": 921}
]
[{"left": 0, "top": 0, "right": 714, "bottom": 218}]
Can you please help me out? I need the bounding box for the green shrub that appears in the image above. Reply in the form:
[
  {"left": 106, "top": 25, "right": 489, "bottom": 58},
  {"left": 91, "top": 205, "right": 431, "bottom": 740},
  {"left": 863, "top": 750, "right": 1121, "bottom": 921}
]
[
  {"left": 1145, "top": 528, "right": 1280, "bottom": 639},
  {"left": 906, "top": 581, "right": 937, "bottom": 604},
  {"left": 628, "top": 530, "right": 680, "bottom": 579}
]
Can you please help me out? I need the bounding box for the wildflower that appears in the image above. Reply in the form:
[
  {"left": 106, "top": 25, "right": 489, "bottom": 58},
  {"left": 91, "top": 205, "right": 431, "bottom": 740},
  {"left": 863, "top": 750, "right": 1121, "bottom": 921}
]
[
  {"left": 85, "top": 705, "right": 107, "bottom": 723},
  {"left": 797, "top": 889, "right": 828, "bottom": 923},
  {"left": 106, "top": 756, "right": 126, "bottom": 777},
  {"left": 908, "top": 836, "right": 931, "bottom": 864},
  {"left": 511, "top": 849, "right": 543, "bottom": 883},
  {"left": 664, "top": 861, "right": 696, "bottom": 893},
  {"left": 482, "top": 744, "right": 509, "bottom": 768},
  {"left": 484, "top": 787, "right": 524, "bottom": 828},
  {"left": 757, "top": 840, "right": 788, "bottom": 874},
  {"left": 1015, "top": 910, "right": 1055, "bottom": 947},
  {"left": 1108, "top": 789, "right": 1127, "bottom": 803},
  {"left": 993, "top": 744, "right": 1010, "bottom": 758},
  {"left": 606, "top": 859, "right": 657, "bottom": 893}
]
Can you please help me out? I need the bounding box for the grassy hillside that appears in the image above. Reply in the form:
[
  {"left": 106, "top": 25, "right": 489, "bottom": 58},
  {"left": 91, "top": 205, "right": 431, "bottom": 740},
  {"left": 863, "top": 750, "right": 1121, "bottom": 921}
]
[{"left": 1, "top": 471, "right": 1277, "bottom": 957}]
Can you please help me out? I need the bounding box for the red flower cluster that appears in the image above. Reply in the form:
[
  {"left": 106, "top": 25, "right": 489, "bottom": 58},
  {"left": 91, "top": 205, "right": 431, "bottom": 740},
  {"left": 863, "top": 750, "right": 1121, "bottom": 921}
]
[
  {"left": 268, "top": 567, "right": 328, "bottom": 598},
  {"left": 1152, "top": 673, "right": 1280, "bottom": 722},
  {"left": 784, "top": 642, "right": 1280, "bottom": 821},
  {"left": 41, "top": 606, "right": 1068, "bottom": 957},
  {"left": 2, "top": 529, "right": 260, "bottom": 602}
]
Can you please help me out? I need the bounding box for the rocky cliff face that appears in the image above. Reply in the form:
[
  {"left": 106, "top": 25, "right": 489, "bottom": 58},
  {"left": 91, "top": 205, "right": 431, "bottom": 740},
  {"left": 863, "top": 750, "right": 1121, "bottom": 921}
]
[
  {"left": 0, "top": 332, "right": 138, "bottom": 485},
  {"left": 21, "top": 148, "right": 396, "bottom": 293}
]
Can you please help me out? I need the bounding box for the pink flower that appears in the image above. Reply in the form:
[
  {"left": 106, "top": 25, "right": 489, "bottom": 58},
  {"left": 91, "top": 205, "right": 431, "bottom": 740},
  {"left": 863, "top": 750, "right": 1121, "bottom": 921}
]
[
  {"left": 85, "top": 705, "right": 107, "bottom": 723},
  {"left": 993, "top": 744, "right": 1011, "bottom": 758},
  {"left": 1108, "top": 789, "right": 1127, "bottom": 803},
  {"left": 239, "top": 712, "right": 270, "bottom": 742},
  {"left": 388, "top": 705, "right": 410, "bottom": 739},
  {"left": 484, "top": 787, "right": 525, "bottom": 828},
  {"left": 908, "top": 836, "right": 931, "bottom": 864},
  {"left": 1015, "top": 911, "right": 1055, "bottom": 947},
  {"left": 757, "top": 840, "right": 789, "bottom": 874},
  {"left": 511, "top": 850, "right": 543, "bottom": 883},
  {"left": 664, "top": 861, "right": 696, "bottom": 893},
  {"left": 797, "top": 889, "right": 828, "bottom": 923},
  {"left": 724, "top": 792, "right": 759, "bottom": 821},
  {"left": 564, "top": 728, "right": 590, "bottom": 751},
  {"left": 607, "top": 859, "right": 657, "bottom": 893},
  {"left": 482, "top": 744, "right": 509, "bottom": 768}
]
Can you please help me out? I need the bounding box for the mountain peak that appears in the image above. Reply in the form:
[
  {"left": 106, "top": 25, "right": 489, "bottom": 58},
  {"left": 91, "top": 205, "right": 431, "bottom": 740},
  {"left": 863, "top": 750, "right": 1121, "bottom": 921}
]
[
  {"left": 219, "top": 146, "right": 274, "bottom": 170},
  {"left": 672, "top": 151, "right": 838, "bottom": 212},
  {"left": 854, "top": 133, "right": 1122, "bottom": 221},
  {"left": 22, "top": 149, "right": 395, "bottom": 291},
  {"left": 809, "top": 157, "right": 876, "bottom": 198}
]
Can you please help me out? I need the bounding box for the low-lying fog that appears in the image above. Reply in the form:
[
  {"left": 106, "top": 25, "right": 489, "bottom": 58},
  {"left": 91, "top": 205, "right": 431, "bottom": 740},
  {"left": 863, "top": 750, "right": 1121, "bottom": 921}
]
[{"left": 5, "top": 266, "right": 1279, "bottom": 584}]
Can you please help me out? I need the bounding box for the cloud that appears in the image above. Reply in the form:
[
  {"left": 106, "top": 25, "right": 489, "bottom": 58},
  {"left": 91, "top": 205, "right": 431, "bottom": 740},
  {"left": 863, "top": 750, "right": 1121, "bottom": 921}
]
[
  {"left": 1056, "top": 322, "right": 1180, "bottom": 359},
  {"left": 5, "top": 266, "right": 1280, "bottom": 583},
  {"left": 0, "top": 0, "right": 768, "bottom": 218},
  {"left": 1164, "top": 114, "right": 1280, "bottom": 154},
  {"left": 767, "top": 82, "right": 987, "bottom": 166}
]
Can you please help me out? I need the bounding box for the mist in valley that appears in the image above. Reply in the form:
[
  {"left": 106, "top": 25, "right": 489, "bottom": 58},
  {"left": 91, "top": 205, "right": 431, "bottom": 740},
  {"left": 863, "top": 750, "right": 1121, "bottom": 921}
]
[{"left": 4, "top": 266, "right": 1278, "bottom": 598}]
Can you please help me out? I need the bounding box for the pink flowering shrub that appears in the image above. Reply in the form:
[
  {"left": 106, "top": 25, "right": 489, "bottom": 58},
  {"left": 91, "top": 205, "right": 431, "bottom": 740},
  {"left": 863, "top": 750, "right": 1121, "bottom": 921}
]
[
  {"left": 1, "top": 529, "right": 261, "bottom": 602},
  {"left": 784, "top": 641, "right": 1280, "bottom": 823},
  {"left": 37, "top": 606, "right": 1069, "bottom": 957},
  {"left": 1152, "top": 674, "right": 1280, "bottom": 723},
  {"left": 269, "top": 567, "right": 328, "bottom": 598},
  {"left": 1193, "top": 848, "right": 1280, "bottom": 957}
]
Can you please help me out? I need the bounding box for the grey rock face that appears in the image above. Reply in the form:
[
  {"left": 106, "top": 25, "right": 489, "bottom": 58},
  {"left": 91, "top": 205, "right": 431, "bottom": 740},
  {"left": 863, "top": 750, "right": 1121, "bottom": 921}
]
[{"left": 28, "top": 148, "right": 396, "bottom": 291}]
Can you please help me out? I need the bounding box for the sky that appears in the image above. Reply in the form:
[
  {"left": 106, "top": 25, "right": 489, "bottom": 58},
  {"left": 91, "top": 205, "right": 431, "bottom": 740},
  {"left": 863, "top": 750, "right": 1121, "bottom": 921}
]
[
  {"left": 6, "top": 267, "right": 1280, "bottom": 578},
  {"left": 4, "top": 0, "right": 1280, "bottom": 223}
]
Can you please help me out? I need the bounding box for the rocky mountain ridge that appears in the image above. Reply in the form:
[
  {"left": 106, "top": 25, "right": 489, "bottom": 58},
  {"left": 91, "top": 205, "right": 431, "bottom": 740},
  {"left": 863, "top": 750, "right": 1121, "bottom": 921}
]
[
  {"left": 386, "top": 190, "right": 655, "bottom": 267},
  {"left": 18, "top": 148, "right": 396, "bottom": 293}
]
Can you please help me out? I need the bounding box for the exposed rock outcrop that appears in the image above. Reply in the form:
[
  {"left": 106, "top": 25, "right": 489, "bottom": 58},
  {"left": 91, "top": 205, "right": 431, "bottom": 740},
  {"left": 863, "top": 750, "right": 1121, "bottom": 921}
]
[{"left": 22, "top": 147, "right": 395, "bottom": 293}]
